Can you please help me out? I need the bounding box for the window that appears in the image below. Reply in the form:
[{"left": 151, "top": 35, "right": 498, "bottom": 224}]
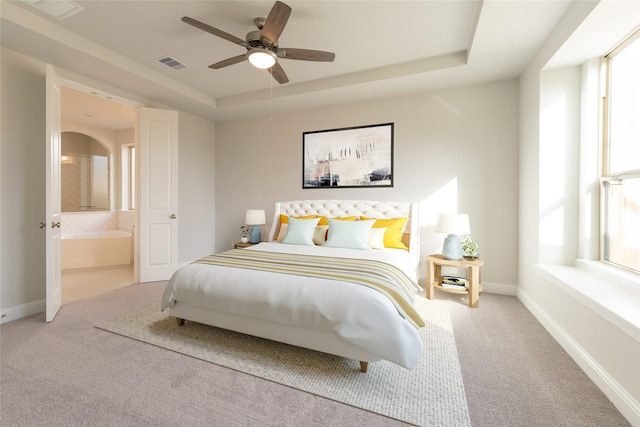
[
  {"left": 129, "top": 145, "right": 136, "bottom": 210},
  {"left": 122, "top": 144, "right": 136, "bottom": 210},
  {"left": 602, "top": 29, "right": 640, "bottom": 273}
]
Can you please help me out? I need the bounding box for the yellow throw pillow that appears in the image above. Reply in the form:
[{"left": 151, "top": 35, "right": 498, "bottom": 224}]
[
  {"left": 361, "top": 217, "right": 409, "bottom": 249},
  {"left": 279, "top": 214, "right": 316, "bottom": 224},
  {"left": 317, "top": 216, "right": 357, "bottom": 226}
]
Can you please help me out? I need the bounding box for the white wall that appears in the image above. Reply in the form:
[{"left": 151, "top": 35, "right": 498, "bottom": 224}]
[
  {"left": 518, "top": 1, "right": 640, "bottom": 423},
  {"left": 215, "top": 80, "right": 520, "bottom": 289},
  {"left": 538, "top": 66, "right": 581, "bottom": 265}
]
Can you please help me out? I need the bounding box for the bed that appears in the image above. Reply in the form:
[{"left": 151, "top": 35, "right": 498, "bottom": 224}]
[{"left": 161, "top": 200, "right": 424, "bottom": 372}]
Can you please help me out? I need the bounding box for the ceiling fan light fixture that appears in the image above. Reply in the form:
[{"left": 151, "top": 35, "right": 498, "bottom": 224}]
[{"left": 246, "top": 48, "right": 277, "bottom": 69}]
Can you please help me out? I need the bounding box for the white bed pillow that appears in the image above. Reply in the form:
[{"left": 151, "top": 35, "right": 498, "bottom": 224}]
[
  {"left": 281, "top": 217, "right": 321, "bottom": 245},
  {"left": 368, "top": 227, "right": 387, "bottom": 250},
  {"left": 324, "top": 219, "right": 375, "bottom": 250},
  {"left": 278, "top": 222, "right": 329, "bottom": 245}
]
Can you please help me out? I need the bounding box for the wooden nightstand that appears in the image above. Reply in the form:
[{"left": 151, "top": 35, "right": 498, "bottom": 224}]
[
  {"left": 426, "top": 254, "right": 484, "bottom": 308},
  {"left": 234, "top": 242, "right": 256, "bottom": 249}
]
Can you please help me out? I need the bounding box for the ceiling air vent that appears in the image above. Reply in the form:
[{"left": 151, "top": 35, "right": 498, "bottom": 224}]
[
  {"left": 157, "top": 56, "right": 187, "bottom": 71},
  {"left": 20, "top": 0, "right": 83, "bottom": 20}
]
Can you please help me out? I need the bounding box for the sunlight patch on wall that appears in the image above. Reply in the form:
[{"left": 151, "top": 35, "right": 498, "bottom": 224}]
[
  {"left": 539, "top": 95, "right": 566, "bottom": 208},
  {"left": 539, "top": 207, "right": 565, "bottom": 246},
  {"left": 420, "top": 177, "right": 459, "bottom": 221},
  {"left": 420, "top": 177, "right": 459, "bottom": 254},
  {"left": 539, "top": 94, "right": 567, "bottom": 249}
]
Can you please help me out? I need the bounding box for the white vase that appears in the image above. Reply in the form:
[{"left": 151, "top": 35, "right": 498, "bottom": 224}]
[{"left": 240, "top": 237, "right": 249, "bottom": 243}]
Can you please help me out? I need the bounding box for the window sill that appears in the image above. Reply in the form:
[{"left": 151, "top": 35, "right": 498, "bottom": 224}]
[{"left": 535, "top": 260, "right": 640, "bottom": 342}]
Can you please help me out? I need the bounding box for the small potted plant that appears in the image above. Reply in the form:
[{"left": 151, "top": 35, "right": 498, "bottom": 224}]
[
  {"left": 461, "top": 236, "right": 479, "bottom": 259},
  {"left": 240, "top": 225, "right": 251, "bottom": 243}
]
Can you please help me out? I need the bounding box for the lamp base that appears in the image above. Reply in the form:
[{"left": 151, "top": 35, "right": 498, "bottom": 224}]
[
  {"left": 442, "top": 234, "right": 462, "bottom": 260},
  {"left": 249, "top": 225, "right": 261, "bottom": 244}
]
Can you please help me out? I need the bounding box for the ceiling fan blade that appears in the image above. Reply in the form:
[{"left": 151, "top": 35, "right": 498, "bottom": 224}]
[
  {"left": 276, "top": 48, "right": 335, "bottom": 62},
  {"left": 182, "top": 16, "right": 249, "bottom": 49},
  {"left": 261, "top": 1, "right": 291, "bottom": 46},
  {"left": 270, "top": 62, "right": 289, "bottom": 84},
  {"left": 209, "top": 55, "right": 246, "bottom": 69}
]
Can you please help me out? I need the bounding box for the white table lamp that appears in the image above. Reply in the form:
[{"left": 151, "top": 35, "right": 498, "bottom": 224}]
[
  {"left": 435, "top": 214, "right": 470, "bottom": 260},
  {"left": 245, "top": 209, "right": 266, "bottom": 244}
]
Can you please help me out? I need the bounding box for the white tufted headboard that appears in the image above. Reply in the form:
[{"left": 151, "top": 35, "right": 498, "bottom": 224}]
[{"left": 267, "top": 200, "right": 420, "bottom": 271}]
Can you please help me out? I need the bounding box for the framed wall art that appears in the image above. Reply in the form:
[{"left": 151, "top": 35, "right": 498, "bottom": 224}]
[{"left": 302, "top": 122, "right": 394, "bottom": 188}]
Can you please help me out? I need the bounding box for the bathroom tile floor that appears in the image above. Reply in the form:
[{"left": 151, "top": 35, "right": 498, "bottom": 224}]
[{"left": 62, "top": 264, "right": 135, "bottom": 304}]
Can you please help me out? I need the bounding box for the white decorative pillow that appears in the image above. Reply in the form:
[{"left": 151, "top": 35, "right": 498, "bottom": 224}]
[
  {"left": 312, "top": 225, "right": 329, "bottom": 245},
  {"left": 281, "top": 217, "right": 321, "bottom": 245},
  {"left": 324, "top": 219, "right": 375, "bottom": 250},
  {"left": 368, "top": 227, "right": 387, "bottom": 250}
]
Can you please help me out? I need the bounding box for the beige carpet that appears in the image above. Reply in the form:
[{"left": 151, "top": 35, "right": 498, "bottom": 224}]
[{"left": 96, "top": 296, "right": 470, "bottom": 427}]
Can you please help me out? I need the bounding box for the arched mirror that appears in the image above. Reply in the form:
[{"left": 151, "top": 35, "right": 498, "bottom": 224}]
[{"left": 61, "top": 132, "right": 110, "bottom": 212}]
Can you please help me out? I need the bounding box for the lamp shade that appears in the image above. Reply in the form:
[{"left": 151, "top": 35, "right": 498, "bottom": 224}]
[
  {"left": 245, "top": 209, "right": 266, "bottom": 225},
  {"left": 435, "top": 214, "right": 470, "bottom": 260},
  {"left": 434, "top": 214, "right": 470, "bottom": 235}
]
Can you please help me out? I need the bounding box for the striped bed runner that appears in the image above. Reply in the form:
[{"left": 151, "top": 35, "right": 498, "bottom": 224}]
[{"left": 194, "top": 249, "right": 425, "bottom": 328}]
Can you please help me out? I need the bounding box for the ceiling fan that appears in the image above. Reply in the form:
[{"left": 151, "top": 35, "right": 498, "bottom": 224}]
[{"left": 182, "top": 1, "right": 335, "bottom": 84}]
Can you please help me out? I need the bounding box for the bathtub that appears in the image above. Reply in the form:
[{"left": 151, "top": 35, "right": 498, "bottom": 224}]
[{"left": 61, "top": 230, "right": 134, "bottom": 269}]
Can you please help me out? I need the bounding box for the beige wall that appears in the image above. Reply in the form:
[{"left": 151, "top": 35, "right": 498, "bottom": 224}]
[
  {"left": 215, "top": 79, "right": 520, "bottom": 287},
  {"left": 178, "top": 111, "right": 216, "bottom": 264},
  {"left": 0, "top": 49, "right": 47, "bottom": 310}
]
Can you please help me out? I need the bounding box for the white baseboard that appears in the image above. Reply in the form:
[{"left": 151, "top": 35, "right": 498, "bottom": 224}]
[
  {"left": 518, "top": 288, "right": 640, "bottom": 427},
  {"left": 0, "top": 299, "right": 45, "bottom": 324},
  {"left": 482, "top": 281, "right": 517, "bottom": 296}
]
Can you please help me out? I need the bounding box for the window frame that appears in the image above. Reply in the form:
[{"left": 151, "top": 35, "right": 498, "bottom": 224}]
[
  {"left": 600, "top": 27, "right": 640, "bottom": 274},
  {"left": 121, "top": 143, "right": 136, "bottom": 211}
]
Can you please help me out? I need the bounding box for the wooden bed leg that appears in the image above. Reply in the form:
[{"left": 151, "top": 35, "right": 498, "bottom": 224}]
[
  {"left": 175, "top": 317, "right": 185, "bottom": 326},
  {"left": 359, "top": 361, "right": 368, "bottom": 373}
]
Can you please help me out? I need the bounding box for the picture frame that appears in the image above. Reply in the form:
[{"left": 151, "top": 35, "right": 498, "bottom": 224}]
[{"left": 302, "top": 122, "right": 394, "bottom": 188}]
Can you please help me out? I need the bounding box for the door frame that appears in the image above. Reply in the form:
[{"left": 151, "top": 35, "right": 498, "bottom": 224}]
[
  {"left": 47, "top": 68, "right": 146, "bottom": 316},
  {"left": 45, "top": 64, "right": 62, "bottom": 322}
]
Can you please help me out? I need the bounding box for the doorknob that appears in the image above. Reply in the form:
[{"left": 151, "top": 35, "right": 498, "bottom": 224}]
[
  {"left": 39, "top": 222, "right": 46, "bottom": 229},
  {"left": 170, "top": 214, "right": 177, "bottom": 219},
  {"left": 51, "top": 222, "right": 61, "bottom": 228}
]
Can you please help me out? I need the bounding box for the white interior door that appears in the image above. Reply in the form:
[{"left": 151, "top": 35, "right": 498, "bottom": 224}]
[
  {"left": 45, "top": 64, "right": 62, "bottom": 322},
  {"left": 137, "top": 107, "right": 179, "bottom": 282}
]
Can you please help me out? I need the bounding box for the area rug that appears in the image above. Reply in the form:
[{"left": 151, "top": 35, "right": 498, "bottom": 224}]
[{"left": 96, "top": 296, "right": 470, "bottom": 426}]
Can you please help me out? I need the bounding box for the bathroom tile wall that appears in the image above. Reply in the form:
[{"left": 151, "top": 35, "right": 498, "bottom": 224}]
[
  {"left": 117, "top": 210, "right": 135, "bottom": 232},
  {"left": 62, "top": 211, "right": 135, "bottom": 235}
]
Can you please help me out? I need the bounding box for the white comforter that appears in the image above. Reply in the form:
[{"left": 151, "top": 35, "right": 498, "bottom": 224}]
[{"left": 161, "top": 242, "right": 424, "bottom": 369}]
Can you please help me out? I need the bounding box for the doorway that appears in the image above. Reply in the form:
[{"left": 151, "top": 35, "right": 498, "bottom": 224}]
[{"left": 60, "top": 84, "right": 137, "bottom": 303}]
